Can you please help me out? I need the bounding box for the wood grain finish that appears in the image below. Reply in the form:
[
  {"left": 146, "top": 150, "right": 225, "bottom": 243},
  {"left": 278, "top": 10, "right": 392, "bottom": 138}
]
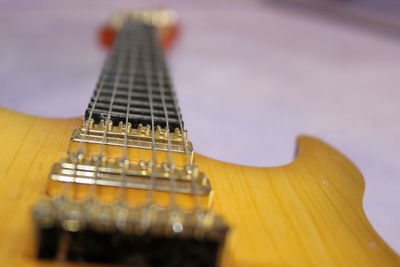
[{"left": 0, "top": 107, "right": 398, "bottom": 267}]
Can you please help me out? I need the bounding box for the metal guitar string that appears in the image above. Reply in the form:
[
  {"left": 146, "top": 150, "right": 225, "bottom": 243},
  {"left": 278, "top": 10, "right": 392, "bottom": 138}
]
[
  {"left": 118, "top": 24, "right": 140, "bottom": 203},
  {"left": 147, "top": 21, "right": 201, "bottom": 211},
  {"left": 61, "top": 32, "right": 120, "bottom": 200},
  {"left": 88, "top": 26, "right": 130, "bottom": 200},
  {"left": 154, "top": 38, "right": 179, "bottom": 210},
  {"left": 142, "top": 25, "right": 158, "bottom": 206}
]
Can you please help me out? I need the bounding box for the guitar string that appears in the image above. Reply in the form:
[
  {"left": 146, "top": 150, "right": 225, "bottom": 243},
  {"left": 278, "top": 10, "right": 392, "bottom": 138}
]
[
  {"left": 146, "top": 22, "right": 201, "bottom": 211},
  {"left": 61, "top": 32, "right": 120, "bottom": 201},
  {"left": 155, "top": 40, "right": 178, "bottom": 210},
  {"left": 118, "top": 24, "right": 140, "bottom": 204},
  {"left": 117, "top": 22, "right": 181, "bottom": 219},
  {"left": 88, "top": 25, "right": 130, "bottom": 201},
  {"left": 62, "top": 21, "right": 195, "bottom": 214},
  {"left": 142, "top": 25, "right": 160, "bottom": 208}
]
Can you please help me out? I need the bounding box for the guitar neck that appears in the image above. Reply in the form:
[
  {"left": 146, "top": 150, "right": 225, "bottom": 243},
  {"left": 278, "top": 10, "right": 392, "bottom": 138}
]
[{"left": 86, "top": 20, "right": 183, "bottom": 132}]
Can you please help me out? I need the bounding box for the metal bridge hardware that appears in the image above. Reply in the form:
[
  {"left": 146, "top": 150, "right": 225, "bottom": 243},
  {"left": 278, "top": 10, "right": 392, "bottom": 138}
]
[
  {"left": 49, "top": 157, "right": 211, "bottom": 195},
  {"left": 71, "top": 120, "right": 193, "bottom": 153}
]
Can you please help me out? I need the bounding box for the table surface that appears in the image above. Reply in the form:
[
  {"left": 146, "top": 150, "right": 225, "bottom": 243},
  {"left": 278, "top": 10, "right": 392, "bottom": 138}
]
[{"left": 0, "top": 0, "right": 399, "bottom": 253}]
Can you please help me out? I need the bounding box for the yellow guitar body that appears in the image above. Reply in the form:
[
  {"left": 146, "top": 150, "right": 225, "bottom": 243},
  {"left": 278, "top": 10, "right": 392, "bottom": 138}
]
[{"left": 0, "top": 107, "right": 398, "bottom": 267}]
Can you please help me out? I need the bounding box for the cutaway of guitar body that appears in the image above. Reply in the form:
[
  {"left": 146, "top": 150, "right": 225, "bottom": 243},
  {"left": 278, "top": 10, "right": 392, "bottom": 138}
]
[{"left": 0, "top": 107, "right": 398, "bottom": 267}]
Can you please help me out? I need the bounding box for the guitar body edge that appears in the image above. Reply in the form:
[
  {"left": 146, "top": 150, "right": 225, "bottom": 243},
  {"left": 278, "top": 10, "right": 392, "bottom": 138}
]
[{"left": 0, "top": 107, "right": 398, "bottom": 267}]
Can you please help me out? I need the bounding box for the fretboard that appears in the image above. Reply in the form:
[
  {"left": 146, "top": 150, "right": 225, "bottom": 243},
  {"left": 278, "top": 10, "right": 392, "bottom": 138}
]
[{"left": 85, "top": 20, "right": 183, "bottom": 131}]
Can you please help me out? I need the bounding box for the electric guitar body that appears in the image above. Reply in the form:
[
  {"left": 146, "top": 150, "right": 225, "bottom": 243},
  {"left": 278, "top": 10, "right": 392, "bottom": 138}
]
[{"left": 0, "top": 9, "right": 398, "bottom": 267}]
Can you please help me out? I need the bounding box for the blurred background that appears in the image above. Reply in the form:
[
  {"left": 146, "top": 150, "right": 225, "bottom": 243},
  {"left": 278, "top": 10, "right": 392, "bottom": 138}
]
[{"left": 0, "top": 0, "right": 399, "bottom": 253}]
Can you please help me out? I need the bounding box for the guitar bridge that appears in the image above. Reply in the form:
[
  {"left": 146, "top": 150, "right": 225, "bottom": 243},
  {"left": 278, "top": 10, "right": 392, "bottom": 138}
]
[
  {"left": 33, "top": 199, "right": 228, "bottom": 266},
  {"left": 71, "top": 120, "right": 193, "bottom": 153},
  {"left": 48, "top": 157, "right": 211, "bottom": 195}
]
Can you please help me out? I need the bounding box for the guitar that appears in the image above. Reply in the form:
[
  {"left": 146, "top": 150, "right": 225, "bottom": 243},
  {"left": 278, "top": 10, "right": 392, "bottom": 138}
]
[{"left": 0, "top": 8, "right": 398, "bottom": 267}]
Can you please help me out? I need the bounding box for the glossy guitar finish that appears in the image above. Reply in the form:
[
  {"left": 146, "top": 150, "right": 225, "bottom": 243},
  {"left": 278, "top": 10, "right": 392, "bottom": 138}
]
[{"left": 0, "top": 107, "right": 398, "bottom": 266}]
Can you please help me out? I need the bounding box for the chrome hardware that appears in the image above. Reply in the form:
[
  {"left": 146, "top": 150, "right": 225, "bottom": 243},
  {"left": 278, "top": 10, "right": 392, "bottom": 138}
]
[
  {"left": 71, "top": 121, "right": 193, "bottom": 153},
  {"left": 34, "top": 198, "right": 228, "bottom": 240},
  {"left": 49, "top": 157, "right": 211, "bottom": 195}
]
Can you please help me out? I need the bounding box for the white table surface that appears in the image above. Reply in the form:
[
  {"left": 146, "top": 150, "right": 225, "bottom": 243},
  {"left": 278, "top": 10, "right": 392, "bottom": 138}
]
[{"left": 0, "top": 0, "right": 399, "bottom": 253}]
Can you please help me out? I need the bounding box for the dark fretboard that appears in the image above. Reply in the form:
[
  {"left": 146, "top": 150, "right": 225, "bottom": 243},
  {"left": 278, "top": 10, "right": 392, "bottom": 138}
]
[{"left": 85, "top": 20, "right": 183, "bottom": 131}]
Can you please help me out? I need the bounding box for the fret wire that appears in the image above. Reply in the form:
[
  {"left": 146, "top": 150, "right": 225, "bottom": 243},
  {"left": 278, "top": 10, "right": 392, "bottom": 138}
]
[
  {"left": 87, "top": 90, "right": 180, "bottom": 128},
  {"left": 86, "top": 38, "right": 180, "bottom": 130},
  {"left": 91, "top": 104, "right": 177, "bottom": 116}
]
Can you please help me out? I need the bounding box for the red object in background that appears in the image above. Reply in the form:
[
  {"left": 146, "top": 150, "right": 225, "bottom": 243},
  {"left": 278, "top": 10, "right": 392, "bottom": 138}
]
[
  {"left": 161, "top": 24, "right": 180, "bottom": 51},
  {"left": 99, "top": 24, "right": 180, "bottom": 51},
  {"left": 99, "top": 26, "right": 116, "bottom": 49}
]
